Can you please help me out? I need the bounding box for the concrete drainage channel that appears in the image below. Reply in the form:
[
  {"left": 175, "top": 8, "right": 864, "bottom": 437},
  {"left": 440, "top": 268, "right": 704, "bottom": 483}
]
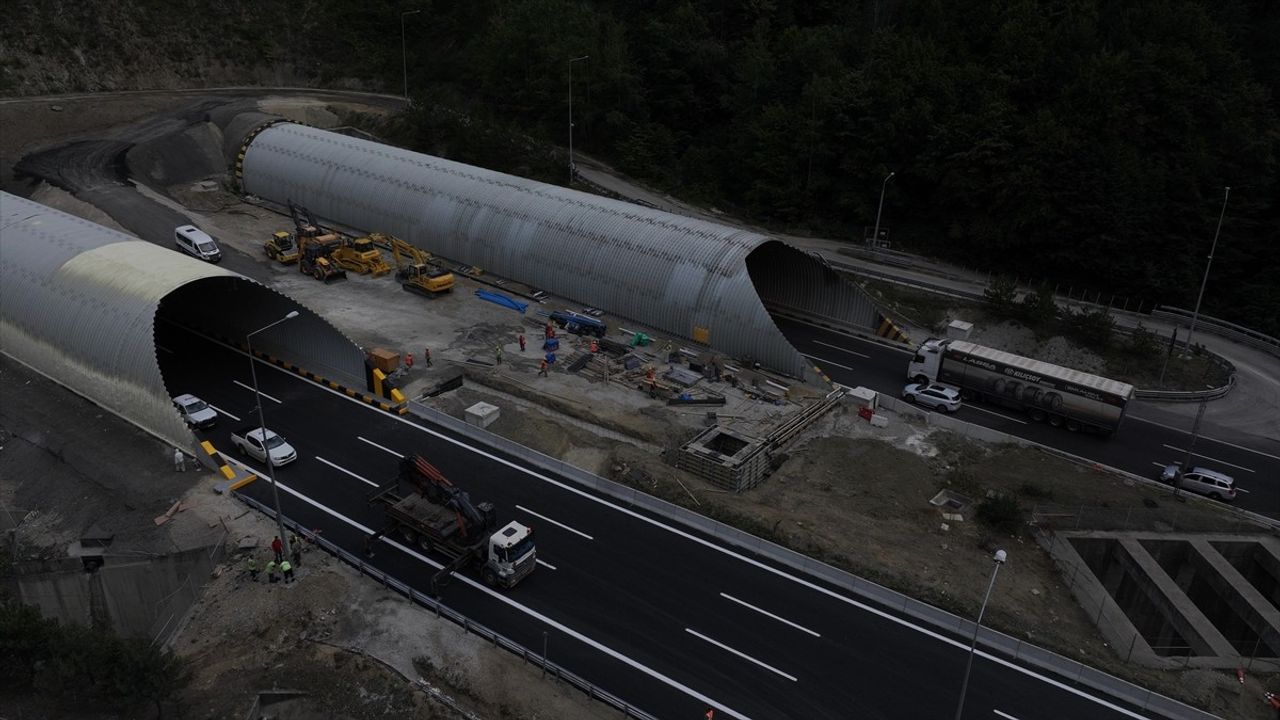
[{"left": 1045, "top": 531, "right": 1280, "bottom": 671}]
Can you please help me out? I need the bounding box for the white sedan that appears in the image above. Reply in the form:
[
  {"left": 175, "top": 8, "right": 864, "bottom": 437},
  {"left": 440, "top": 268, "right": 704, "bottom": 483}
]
[{"left": 902, "top": 382, "right": 962, "bottom": 412}]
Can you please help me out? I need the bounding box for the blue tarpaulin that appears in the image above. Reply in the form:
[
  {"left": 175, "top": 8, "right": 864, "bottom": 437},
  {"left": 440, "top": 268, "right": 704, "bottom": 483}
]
[{"left": 475, "top": 290, "right": 528, "bottom": 314}]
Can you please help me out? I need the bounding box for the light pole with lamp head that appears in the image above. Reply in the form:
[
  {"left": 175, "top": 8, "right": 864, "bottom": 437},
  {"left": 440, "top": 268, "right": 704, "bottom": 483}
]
[
  {"left": 247, "top": 310, "right": 300, "bottom": 559},
  {"left": 1183, "top": 186, "right": 1230, "bottom": 356},
  {"left": 954, "top": 548, "right": 1007, "bottom": 720},
  {"left": 401, "top": 10, "right": 422, "bottom": 103},
  {"left": 871, "top": 170, "right": 895, "bottom": 247},
  {"left": 568, "top": 55, "right": 589, "bottom": 184}
]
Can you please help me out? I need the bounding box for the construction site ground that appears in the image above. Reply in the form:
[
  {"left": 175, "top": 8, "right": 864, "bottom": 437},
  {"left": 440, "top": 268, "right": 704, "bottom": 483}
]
[{"left": 3, "top": 93, "right": 1277, "bottom": 719}]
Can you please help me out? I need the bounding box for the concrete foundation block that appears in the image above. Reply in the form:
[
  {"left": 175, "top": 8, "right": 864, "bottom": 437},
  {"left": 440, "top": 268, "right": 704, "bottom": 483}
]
[
  {"left": 465, "top": 401, "right": 500, "bottom": 428},
  {"left": 869, "top": 414, "right": 889, "bottom": 428}
]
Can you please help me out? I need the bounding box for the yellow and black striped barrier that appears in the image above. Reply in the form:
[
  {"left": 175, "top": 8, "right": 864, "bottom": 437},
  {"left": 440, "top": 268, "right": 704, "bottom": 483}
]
[{"left": 875, "top": 314, "right": 911, "bottom": 344}]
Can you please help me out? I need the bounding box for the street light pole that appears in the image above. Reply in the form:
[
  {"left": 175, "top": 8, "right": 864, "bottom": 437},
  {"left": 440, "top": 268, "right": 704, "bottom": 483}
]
[
  {"left": 871, "top": 170, "right": 895, "bottom": 247},
  {"left": 247, "top": 310, "right": 300, "bottom": 559},
  {"left": 1183, "top": 186, "right": 1230, "bottom": 355},
  {"left": 954, "top": 549, "right": 1007, "bottom": 720},
  {"left": 401, "top": 10, "right": 422, "bottom": 103},
  {"left": 568, "top": 55, "right": 589, "bottom": 184}
]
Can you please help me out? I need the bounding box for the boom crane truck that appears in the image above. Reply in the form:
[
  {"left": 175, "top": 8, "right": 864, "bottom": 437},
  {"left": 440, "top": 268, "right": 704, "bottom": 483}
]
[
  {"left": 366, "top": 455, "right": 536, "bottom": 591},
  {"left": 907, "top": 337, "right": 1135, "bottom": 436}
]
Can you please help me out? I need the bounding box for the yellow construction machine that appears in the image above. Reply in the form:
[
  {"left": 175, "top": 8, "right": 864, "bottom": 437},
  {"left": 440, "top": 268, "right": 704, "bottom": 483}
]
[
  {"left": 388, "top": 235, "right": 455, "bottom": 296},
  {"left": 290, "top": 201, "right": 347, "bottom": 282},
  {"left": 264, "top": 231, "right": 301, "bottom": 264},
  {"left": 332, "top": 235, "right": 393, "bottom": 277}
]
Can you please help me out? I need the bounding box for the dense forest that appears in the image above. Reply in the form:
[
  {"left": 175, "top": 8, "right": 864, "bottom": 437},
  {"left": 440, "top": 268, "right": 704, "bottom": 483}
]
[{"left": 4, "top": 0, "right": 1277, "bottom": 334}]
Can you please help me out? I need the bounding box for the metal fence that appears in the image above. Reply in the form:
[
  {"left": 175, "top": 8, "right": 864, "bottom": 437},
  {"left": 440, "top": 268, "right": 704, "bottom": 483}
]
[
  {"left": 1153, "top": 306, "right": 1280, "bottom": 359},
  {"left": 229, "top": 492, "right": 657, "bottom": 720}
]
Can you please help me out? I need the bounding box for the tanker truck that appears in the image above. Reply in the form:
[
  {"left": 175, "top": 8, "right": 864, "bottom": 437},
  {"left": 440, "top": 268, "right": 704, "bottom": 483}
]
[{"left": 907, "top": 338, "right": 1134, "bottom": 436}]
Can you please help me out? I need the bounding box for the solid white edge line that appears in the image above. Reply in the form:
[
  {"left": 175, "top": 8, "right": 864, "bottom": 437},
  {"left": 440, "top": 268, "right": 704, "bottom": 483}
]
[
  {"left": 1159, "top": 444, "right": 1256, "bottom": 473},
  {"left": 315, "top": 456, "right": 379, "bottom": 488},
  {"left": 516, "top": 504, "right": 594, "bottom": 540},
  {"left": 208, "top": 404, "right": 241, "bottom": 422},
  {"left": 964, "top": 404, "right": 1028, "bottom": 424},
  {"left": 719, "top": 593, "right": 821, "bottom": 638},
  {"left": 233, "top": 379, "right": 281, "bottom": 404},
  {"left": 1127, "top": 414, "right": 1280, "bottom": 461},
  {"left": 801, "top": 353, "right": 853, "bottom": 371},
  {"left": 536, "top": 558, "right": 558, "bottom": 570},
  {"left": 685, "top": 628, "right": 797, "bottom": 682},
  {"left": 358, "top": 436, "right": 405, "bottom": 458},
  {"left": 206, "top": 329, "right": 1154, "bottom": 719},
  {"left": 260, "top": 474, "right": 753, "bottom": 720},
  {"left": 994, "top": 710, "right": 1021, "bottom": 720},
  {"left": 812, "top": 339, "right": 870, "bottom": 359}
]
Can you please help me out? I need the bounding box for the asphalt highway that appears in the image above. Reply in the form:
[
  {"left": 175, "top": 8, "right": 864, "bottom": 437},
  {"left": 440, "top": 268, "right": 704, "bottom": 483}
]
[
  {"left": 157, "top": 321, "right": 1177, "bottom": 720},
  {"left": 776, "top": 318, "right": 1280, "bottom": 521}
]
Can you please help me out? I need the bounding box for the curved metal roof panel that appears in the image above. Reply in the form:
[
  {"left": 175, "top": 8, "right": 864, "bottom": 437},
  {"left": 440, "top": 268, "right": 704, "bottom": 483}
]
[
  {"left": 242, "top": 123, "right": 879, "bottom": 376},
  {"left": 1, "top": 192, "right": 368, "bottom": 452}
]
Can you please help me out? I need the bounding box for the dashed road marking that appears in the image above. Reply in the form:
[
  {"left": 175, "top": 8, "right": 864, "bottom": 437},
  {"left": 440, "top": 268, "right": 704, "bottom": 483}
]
[{"left": 516, "top": 505, "right": 594, "bottom": 540}]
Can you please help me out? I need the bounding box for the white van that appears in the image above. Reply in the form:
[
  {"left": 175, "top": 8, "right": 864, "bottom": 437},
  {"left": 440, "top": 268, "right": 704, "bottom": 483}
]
[{"left": 175, "top": 224, "right": 222, "bottom": 263}]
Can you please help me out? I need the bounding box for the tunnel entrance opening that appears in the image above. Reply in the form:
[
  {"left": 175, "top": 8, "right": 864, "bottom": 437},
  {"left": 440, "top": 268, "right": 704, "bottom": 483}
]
[{"left": 745, "top": 241, "right": 881, "bottom": 363}]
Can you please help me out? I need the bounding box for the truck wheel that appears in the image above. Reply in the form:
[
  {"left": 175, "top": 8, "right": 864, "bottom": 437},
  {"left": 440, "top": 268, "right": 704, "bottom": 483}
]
[
  {"left": 481, "top": 567, "right": 497, "bottom": 587},
  {"left": 1066, "top": 419, "right": 1081, "bottom": 432},
  {"left": 1048, "top": 415, "right": 1063, "bottom": 427},
  {"left": 418, "top": 537, "right": 433, "bottom": 552},
  {"left": 913, "top": 375, "right": 928, "bottom": 386},
  {"left": 399, "top": 528, "right": 417, "bottom": 545},
  {"left": 1029, "top": 409, "right": 1046, "bottom": 422}
]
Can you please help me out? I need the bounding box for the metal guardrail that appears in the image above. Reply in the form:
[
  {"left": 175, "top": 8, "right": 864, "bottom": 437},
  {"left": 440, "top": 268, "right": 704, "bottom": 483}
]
[
  {"left": 402, "top": 400, "right": 1224, "bottom": 720},
  {"left": 1153, "top": 306, "right": 1280, "bottom": 358},
  {"left": 229, "top": 491, "right": 657, "bottom": 720}
]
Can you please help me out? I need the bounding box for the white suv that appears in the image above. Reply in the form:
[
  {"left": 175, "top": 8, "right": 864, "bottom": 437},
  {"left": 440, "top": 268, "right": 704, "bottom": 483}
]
[
  {"left": 1158, "top": 464, "right": 1236, "bottom": 502},
  {"left": 173, "top": 393, "right": 218, "bottom": 429},
  {"left": 902, "top": 382, "right": 962, "bottom": 412}
]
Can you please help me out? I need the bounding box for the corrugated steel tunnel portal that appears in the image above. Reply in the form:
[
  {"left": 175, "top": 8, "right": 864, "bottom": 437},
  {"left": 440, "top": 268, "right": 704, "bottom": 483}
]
[
  {"left": 239, "top": 122, "right": 880, "bottom": 379},
  {"left": 0, "top": 192, "right": 366, "bottom": 452}
]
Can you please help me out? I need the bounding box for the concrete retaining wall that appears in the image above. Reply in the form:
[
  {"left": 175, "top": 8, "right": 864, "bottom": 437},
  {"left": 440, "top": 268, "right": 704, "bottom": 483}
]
[{"left": 3, "top": 544, "right": 223, "bottom": 644}]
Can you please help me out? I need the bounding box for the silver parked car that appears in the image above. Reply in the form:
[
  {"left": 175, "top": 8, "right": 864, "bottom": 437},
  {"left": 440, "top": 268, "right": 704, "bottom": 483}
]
[
  {"left": 902, "top": 382, "right": 962, "bottom": 412},
  {"left": 173, "top": 393, "right": 218, "bottom": 429},
  {"left": 1158, "top": 463, "right": 1236, "bottom": 502}
]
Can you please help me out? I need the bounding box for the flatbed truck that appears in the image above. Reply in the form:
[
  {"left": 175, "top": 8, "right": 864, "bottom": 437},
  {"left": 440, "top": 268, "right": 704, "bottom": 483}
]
[
  {"left": 907, "top": 337, "right": 1135, "bottom": 435},
  {"left": 366, "top": 455, "right": 536, "bottom": 591}
]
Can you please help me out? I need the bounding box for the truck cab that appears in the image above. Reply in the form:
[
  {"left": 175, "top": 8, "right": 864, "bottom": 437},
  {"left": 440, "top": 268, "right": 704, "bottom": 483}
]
[
  {"left": 485, "top": 521, "right": 537, "bottom": 587},
  {"left": 907, "top": 338, "right": 946, "bottom": 384}
]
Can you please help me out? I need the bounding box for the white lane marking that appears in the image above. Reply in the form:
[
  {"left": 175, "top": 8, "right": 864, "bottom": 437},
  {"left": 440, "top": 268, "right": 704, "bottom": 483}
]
[
  {"left": 157, "top": 345, "right": 173, "bottom": 354},
  {"left": 719, "top": 593, "right": 821, "bottom": 638},
  {"left": 813, "top": 340, "right": 869, "bottom": 359},
  {"left": 315, "top": 456, "right": 379, "bottom": 488},
  {"left": 201, "top": 329, "right": 1153, "bottom": 719},
  {"left": 233, "top": 379, "right": 281, "bottom": 404},
  {"left": 685, "top": 628, "right": 797, "bottom": 682},
  {"left": 264, "top": 477, "right": 753, "bottom": 720},
  {"left": 1159, "top": 445, "right": 1256, "bottom": 473},
  {"left": 994, "top": 711, "right": 1021, "bottom": 720},
  {"left": 537, "top": 559, "right": 558, "bottom": 570},
  {"left": 964, "top": 405, "right": 1028, "bottom": 424},
  {"left": 802, "top": 353, "right": 852, "bottom": 371},
  {"left": 358, "top": 436, "right": 404, "bottom": 458},
  {"left": 208, "top": 404, "right": 240, "bottom": 422},
  {"left": 1127, "top": 415, "right": 1280, "bottom": 461},
  {"left": 1152, "top": 461, "right": 1168, "bottom": 469},
  {"left": 516, "top": 505, "right": 594, "bottom": 540}
]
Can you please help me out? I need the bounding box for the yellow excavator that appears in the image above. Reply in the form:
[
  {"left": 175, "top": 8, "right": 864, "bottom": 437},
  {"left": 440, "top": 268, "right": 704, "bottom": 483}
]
[
  {"left": 332, "top": 235, "right": 393, "bottom": 277},
  {"left": 387, "top": 235, "right": 455, "bottom": 296}
]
